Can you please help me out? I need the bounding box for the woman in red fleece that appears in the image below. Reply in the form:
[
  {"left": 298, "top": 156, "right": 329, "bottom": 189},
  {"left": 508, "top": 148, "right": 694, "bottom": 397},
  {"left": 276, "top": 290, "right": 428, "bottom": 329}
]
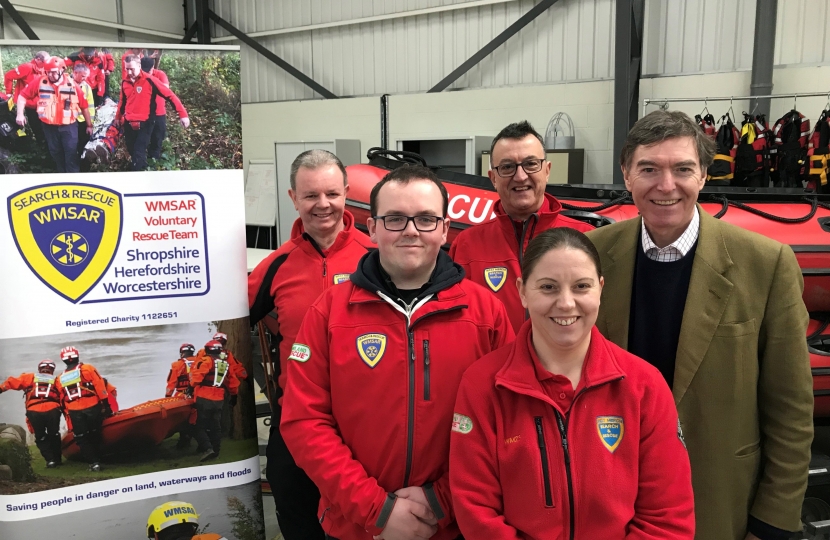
[{"left": 450, "top": 227, "right": 695, "bottom": 540}]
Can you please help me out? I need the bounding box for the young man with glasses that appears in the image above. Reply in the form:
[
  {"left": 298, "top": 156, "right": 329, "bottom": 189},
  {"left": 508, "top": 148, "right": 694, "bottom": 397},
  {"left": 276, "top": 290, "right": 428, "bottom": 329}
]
[
  {"left": 449, "top": 121, "right": 593, "bottom": 332},
  {"left": 281, "top": 165, "right": 514, "bottom": 540}
]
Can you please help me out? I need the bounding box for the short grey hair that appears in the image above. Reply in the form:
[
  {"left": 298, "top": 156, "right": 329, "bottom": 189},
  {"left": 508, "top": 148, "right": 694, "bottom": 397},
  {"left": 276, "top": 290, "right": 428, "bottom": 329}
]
[
  {"left": 73, "top": 62, "right": 90, "bottom": 74},
  {"left": 289, "top": 149, "right": 348, "bottom": 190},
  {"left": 35, "top": 51, "right": 50, "bottom": 62},
  {"left": 620, "top": 110, "right": 716, "bottom": 172}
]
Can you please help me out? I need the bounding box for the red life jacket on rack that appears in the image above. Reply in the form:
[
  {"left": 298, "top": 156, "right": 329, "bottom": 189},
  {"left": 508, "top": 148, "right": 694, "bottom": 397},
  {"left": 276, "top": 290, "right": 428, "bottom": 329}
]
[
  {"left": 707, "top": 115, "right": 740, "bottom": 184},
  {"left": 807, "top": 109, "right": 830, "bottom": 193},
  {"left": 695, "top": 113, "right": 717, "bottom": 139},
  {"left": 734, "top": 114, "right": 771, "bottom": 188},
  {"left": 770, "top": 109, "right": 810, "bottom": 188}
]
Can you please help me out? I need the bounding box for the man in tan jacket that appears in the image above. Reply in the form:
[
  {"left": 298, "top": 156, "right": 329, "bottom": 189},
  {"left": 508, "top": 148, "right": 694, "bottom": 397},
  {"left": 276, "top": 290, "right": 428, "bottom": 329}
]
[{"left": 588, "top": 110, "right": 813, "bottom": 540}]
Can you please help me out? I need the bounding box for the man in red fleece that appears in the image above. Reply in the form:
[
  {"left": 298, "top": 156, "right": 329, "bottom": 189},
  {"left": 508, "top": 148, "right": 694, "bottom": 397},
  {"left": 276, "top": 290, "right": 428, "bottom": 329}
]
[
  {"left": 281, "top": 165, "right": 514, "bottom": 540},
  {"left": 248, "top": 149, "right": 374, "bottom": 540},
  {"left": 449, "top": 121, "right": 593, "bottom": 332}
]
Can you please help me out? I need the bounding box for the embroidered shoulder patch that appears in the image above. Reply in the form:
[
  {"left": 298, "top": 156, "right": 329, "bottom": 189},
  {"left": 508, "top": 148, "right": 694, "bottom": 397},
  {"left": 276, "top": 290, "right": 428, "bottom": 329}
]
[
  {"left": 452, "top": 413, "right": 473, "bottom": 434},
  {"left": 288, "top": 343, "right": 311, "bottom": 363}
]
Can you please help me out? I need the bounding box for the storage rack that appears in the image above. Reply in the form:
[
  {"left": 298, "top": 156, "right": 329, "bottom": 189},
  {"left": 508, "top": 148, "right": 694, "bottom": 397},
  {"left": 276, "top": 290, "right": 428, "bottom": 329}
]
[{"left": 642, "top": 92, "right": 830, "bottom": 118}]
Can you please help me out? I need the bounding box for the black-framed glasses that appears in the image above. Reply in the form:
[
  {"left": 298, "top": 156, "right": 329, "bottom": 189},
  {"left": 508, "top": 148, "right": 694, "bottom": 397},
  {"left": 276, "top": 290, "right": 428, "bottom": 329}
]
[
  {"left": 492, "top": 157, "right": 546, "bottom": 178},
  {"left": 373, "top": 214, "right": 444, "bottom": 232}
]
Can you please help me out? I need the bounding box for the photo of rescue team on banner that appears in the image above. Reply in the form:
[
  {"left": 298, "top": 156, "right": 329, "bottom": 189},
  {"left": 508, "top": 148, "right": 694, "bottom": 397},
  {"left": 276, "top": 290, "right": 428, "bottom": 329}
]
[
  {"left": 0, "top": 321, "right": 258, "bottom": 494},
  {"left": 0, "top": 45, "right": 241, "bottom": 174}
]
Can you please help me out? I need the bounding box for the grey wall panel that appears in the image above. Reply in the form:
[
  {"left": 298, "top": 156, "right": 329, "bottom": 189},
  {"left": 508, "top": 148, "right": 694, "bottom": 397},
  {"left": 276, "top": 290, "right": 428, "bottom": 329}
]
[
  {"left": 229, "top": 0, "right": 617, "bottom": 102},
  {"left": 228, "top": 0, "right": 830, "bottom": 103}
]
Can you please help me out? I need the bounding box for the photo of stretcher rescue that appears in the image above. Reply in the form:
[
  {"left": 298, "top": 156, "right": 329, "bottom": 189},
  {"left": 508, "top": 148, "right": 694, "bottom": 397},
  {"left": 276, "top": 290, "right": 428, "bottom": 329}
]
[
  {"left": 0, "top": 318, "right": 258, "bottom": 495},
  {"left": 0, "top": 45, "right": 241, "bottom": 174}
]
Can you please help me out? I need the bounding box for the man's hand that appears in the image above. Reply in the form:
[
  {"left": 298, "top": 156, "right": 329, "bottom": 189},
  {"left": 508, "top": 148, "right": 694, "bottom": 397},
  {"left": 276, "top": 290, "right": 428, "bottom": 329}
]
[
  {"left": 374, "top": 498, "right": 437, "bottom": 540},
  {"left": 180, "top": 117, "right": 190, "bottom": 128},
  {"left": 86, "top": 125, "right": 93, "bottom": 136},
  {"left": 15, "top": 115, "right": 25, "bottom": 127},
  {"left": 393, "top": 487, "right": 438, "bottom": 526}
]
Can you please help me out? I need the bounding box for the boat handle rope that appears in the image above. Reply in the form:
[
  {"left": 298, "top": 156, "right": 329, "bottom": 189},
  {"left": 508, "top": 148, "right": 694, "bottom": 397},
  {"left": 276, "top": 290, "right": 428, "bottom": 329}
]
[
  {"left": 709, "top": 195, "right": 819, "bottom": 224},
  {"left": 560, "top": 192, "right": 631, "bottom": 213}
]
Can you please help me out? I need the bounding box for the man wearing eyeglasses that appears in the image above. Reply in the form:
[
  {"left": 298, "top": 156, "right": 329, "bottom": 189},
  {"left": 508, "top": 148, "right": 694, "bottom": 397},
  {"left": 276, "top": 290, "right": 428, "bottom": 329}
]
[
  {"left": 449, "top": 121, "right": 593, "bottom": 332},
  {"left": 281, "top": 165, "right": 514, "bottom": 540}
]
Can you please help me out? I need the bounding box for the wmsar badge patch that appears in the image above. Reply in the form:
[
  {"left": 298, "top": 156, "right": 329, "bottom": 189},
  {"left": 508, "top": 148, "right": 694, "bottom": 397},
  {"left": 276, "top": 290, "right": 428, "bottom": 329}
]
[
  {"left": 356, "top": 333, "right": 386, "bottom": 368},
  {"left": 8, "top": 183, "right": 122, "bottom": 303},
  {"left": 596, "top": 416, "right": 624, "bottom": 453},
  {"left": 484, "top": 267, "right": 507, "bottom": 292}
]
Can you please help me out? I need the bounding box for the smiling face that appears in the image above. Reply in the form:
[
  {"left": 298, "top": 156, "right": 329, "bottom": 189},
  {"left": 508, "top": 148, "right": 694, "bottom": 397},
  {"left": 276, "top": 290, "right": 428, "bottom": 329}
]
[
  {"left": 623, "top": 136, "right": 706, "bottom": 247},
  {"left": 489, "top": 134, "right": 551, "bottom": 221},
  {"left": 368, "top": 179, "right": 449, "bottom": 288},
  {"left": 288, "top": 164, "right": 348, "bottom": 244},
  {"left": 518, "top": 247, "right": 603, "bottom": 354}
]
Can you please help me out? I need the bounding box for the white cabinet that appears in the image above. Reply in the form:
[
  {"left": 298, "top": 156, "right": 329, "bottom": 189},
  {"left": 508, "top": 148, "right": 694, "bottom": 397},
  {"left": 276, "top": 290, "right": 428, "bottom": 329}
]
[
  {"left": 273, "top": 140, "right": 361, "bottom": 245},
  {"left": 394, "top": 136, "right": 491, "bottom": 175}
]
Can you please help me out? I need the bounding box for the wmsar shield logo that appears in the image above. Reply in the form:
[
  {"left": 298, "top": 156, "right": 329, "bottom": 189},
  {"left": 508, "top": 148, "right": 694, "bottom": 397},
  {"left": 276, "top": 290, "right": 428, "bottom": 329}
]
[
  {"left": 484, "top": 267, "right": 508, "bottom": 292},
  {"left": 8, "top": 183, "right": 122, "bottom": 303},
  {"left": 356, "top": 333, "right": 387, "bottom": 368},
  {"left": 596, "top": 416, "right": 624, "bottom": 453}
]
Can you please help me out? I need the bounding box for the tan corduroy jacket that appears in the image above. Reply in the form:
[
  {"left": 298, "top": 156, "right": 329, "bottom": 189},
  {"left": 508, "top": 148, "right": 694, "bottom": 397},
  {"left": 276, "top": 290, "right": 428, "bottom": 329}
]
[{"left": 587, "top": 207, "right": 813, "bottom": 540}]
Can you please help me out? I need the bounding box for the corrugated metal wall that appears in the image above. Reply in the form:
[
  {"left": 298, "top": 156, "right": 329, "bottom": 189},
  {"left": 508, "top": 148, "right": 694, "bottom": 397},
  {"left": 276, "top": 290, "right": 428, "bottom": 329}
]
[
  {"left": 214, "top": 0, "right": 830, "bottom": 103},
  {"left": 213, "top": 0, "right": 616, "bottom": 103}
]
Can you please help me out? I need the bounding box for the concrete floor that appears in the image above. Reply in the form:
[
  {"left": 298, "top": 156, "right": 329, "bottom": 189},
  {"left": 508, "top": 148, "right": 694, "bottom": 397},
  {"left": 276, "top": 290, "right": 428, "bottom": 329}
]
[{"left": 263, "top": 494, "right": 282, "bottom": 540}]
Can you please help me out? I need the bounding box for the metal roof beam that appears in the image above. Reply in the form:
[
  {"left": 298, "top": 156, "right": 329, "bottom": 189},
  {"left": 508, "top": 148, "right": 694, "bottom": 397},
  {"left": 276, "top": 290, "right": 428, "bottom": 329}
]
[
  {"left": 207, "top": 9, "right": 337, "bottom": 100},
  {"left": 0, "top": 0, "right": 38, "bottom": 39},
  {"left": 428, "top": 0, "right": 559, "bottom": 93}
]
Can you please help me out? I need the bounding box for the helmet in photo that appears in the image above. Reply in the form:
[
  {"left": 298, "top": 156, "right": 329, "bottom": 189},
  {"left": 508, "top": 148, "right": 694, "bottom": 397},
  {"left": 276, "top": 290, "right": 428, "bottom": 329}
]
[
  {"left": 60, "top": 346, "right": 80, "bottom": 363},
  {"left": 204, "top": 340, "right": 223, "bottom": 357},
  {"left": 45, "top": 56, "right": 66, "bottom": 72},
  {"left": 38, "top": 359, "right": 56, "bottom": 374},
  {"left": 146, "top": 500, "right": 199, "bottom": 539},
  {"left": 179, "top": 343, "right": 196, "bottom": 358},
  {"left": 212, "top": 332, "right": 228, "bottom": 346}
]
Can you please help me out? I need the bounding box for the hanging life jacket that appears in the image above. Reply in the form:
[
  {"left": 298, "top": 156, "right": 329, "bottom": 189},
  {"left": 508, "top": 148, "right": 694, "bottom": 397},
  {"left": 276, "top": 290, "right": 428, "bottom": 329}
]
[
  {"left": 707, "top": 115, "right": 740, "bottom": 184},
  {"left": 806, "top": 109, "right": 830, "bottom": 194},
  {"left": 695, "top": 113, "right": 717, "bottom": 140},
  {"left": 733, "top": 113, "right": 771, "bottom": 188},
  {"left": 770, "top": 109, "right": 810, "bottom": 188},
  {"left": 36, "top": 75, "right": 81, "bottom": 126}
]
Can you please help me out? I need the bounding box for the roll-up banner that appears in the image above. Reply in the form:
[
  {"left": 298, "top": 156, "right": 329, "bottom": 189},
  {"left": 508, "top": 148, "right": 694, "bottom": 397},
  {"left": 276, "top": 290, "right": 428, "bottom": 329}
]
[{"left": 0, "top": 43, "right": 263, "bottom": 540}]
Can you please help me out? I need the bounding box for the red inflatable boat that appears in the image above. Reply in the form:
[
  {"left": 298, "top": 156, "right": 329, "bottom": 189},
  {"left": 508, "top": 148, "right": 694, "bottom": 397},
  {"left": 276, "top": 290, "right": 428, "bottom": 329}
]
[
  {"left": 61, "top": 395, "right": 193, "bottom": 460},
  {"left": 348, "top": 149, "right": 830, "bottom": 419}
]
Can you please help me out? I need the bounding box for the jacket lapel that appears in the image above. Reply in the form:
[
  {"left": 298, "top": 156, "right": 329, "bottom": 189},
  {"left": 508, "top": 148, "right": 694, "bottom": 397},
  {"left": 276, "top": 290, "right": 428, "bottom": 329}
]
[
  {"left": 672, "top": 208, "right": 734, "bottom": 404},
  {"left": 597, "top": 218, "right": 640, "bottom": 350}
]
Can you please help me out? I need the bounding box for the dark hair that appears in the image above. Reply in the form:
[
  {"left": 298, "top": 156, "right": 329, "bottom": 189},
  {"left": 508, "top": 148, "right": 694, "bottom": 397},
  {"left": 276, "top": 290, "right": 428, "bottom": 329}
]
[
  {"left": 370, "top": 165, "right": 449, "bottom": 217},
  {"left": 123, "top": 54, "right": 139, "bottom": 65},
  {"left": 289, "top": 149, "right": 347, "bottom": 190},
  {"left": 140, "top": 57, "right": 156, "bottom": 73},
  {"left": 620, "top": 110, "right": 716, "bottom": 171},
  {"left": 489, "top": 120, "right": 545, "bottom": 158},
  {"left": 521, "top": 228, "right": 602, "bottom": 281}
]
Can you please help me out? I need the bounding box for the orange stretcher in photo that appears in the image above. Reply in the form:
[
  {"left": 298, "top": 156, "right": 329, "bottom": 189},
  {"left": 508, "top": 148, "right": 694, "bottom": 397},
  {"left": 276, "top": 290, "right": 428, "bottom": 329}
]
[{"left": 61, "top": 395, "right": 194, "bottom": 460}]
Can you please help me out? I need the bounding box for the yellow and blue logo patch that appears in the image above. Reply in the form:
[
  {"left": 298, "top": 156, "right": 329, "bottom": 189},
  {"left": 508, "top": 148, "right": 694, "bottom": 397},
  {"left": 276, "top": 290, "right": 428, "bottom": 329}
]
[
  {"left": 8, "top": 183, "right": 122, "bottom": 303},
  {"left": 356, "top": 333, "right": 386, "bottom": 368},
  {"left": 596, "top": 416, "right": 624, "bottom": 452},
  {"left": 333, "top": 273, "right": 350, "bottom": 285},
  {"left": 484, "top": 267, "right": 508, "bottom": 292}
]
